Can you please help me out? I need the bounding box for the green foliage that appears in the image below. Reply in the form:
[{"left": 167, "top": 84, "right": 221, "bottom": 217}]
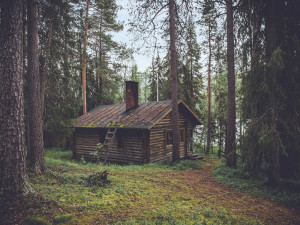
[
  {"left": 213, "top": 162, "right": 300, "bottom": 209},
  {"left": 239, "top": 0, "right": 300, "bottom": 182},
  {"left": 23, "top": 217, "right": 51, "bottom": 225},
  {"left": 87, "top": 169, "right": 109, "bottom": 186},
  {"left": 152, "top": 160, "right": 202, "bottom": 171},
  {"left": 16, "top": 149, "right": 299, "bottom": 224},
  {"left": 80, "top": 156, "right": 87, "bottom": 165},
  {"left": 53, "top": 214, "right": 75, "bottom": 224},
  {"left": 115, "top": 208, "right": 261, "bottom": 225}
]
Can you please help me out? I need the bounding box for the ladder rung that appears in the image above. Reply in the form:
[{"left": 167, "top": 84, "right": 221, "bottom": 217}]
[{"left": 105, "top": 137, "right": 112, "bottom": 140}]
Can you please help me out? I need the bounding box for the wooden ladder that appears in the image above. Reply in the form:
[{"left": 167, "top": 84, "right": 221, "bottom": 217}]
[{"left": 101, "top": 116, "right": 121, "bottom": 165}]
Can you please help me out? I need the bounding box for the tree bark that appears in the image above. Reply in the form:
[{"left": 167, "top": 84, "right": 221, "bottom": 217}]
[
  {"left": 225, "top": 0, "right": 236, "bottom": 168},
  {"left": 0, "top": 0, "right": 33, "bottom": 197},
  {"left": 169, "top": 0, "right": 180, "bottom": 162},
  {"left": 206, "top": 22, "right": 212, "bottom": 155},
  {"left": 27, "top": 0, "right": 47, "bottom": 173},
  {"left": 40, "top": 17, "right": 53, "bottom": 119},
  {"left": 82, "top": 0, "right": 89, "bottom": 115}
]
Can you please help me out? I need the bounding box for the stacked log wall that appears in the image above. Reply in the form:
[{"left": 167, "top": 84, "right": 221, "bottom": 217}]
[
  {"left": 149, "top": 111, "right": 194, "bottom": 163},
  {"left": 73, "top": 128, "right": 105, "bottom": 161},
  {"left": 73, "top": 128, "right": 144, "bottom": 164}
]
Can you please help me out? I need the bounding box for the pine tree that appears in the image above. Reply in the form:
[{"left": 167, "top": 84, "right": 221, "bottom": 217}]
[
  {"left": 0, "top": 0, "right": 33, "bottom": 196},
  {"left": 225, "top": 0, "right": 237, "bottom": 168},
  {"left": 169, "top": 0, "right": 180, "bottom": 162},
  {"left": 240, "top": 0, "right": 300, "bottom": 183},
  {"left": 82, "top": 0, "right": 89, "bottom": 115},
  {"left": 27, "top": 0, "right": 47, "bottom": 173}
]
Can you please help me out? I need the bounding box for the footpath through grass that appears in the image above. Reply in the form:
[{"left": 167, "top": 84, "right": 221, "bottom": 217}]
[{"left": 1, "top": 148, "right": 300, "bottom": 224}]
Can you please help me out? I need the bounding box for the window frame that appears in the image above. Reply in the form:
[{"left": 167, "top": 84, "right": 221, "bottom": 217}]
[
  {"left": 165, "top": 130, "right": 173, "bottom": 146},
  {"left": 180, "top": 129, "right": 185, "bottom": 144},
  {"left": 165, "top": 129, "right": 185, "bottom": 147},
  {"left": 117, "top": 133, "right": 126, "bottom": 152}
]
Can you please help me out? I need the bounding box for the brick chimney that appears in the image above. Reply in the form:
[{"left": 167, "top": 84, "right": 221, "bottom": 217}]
[{"left": 126, "top": 81, "right": 139, "bottom": 111}]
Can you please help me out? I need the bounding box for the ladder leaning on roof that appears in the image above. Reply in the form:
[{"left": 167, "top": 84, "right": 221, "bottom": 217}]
[{"left": 101, "top": 115, "right": 121, "bottom": 165}]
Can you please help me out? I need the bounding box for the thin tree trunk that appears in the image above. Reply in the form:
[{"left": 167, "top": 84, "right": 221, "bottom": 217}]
[
  {"left": 99, "top": 11, "right": 103, "bottom": 105},
  {"left": 239, "top": 110, "right": 242, "bottom": 148},
  {"left": 0, "top": 0, "right": 33, "bottom": 196},
  {"left": 27, "top": 0, "right": 47, "bottom": 173},
  {"left": 218, "top": 122, "right": 222, "bottom": 158},
  {"left": 82, "top": 0, "right": 89, "bottom": 114},
  {"left": 206, "top": 22, "right": 212, "bottom": 155},
  {"left": 225, "top": 0, "right": 236, "bottom": 168},
  {"left": 169, "top": 0, "right": 180, "bottom": 162}
]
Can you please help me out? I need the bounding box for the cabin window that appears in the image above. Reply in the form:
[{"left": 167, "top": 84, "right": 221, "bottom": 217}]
[
  {"left": 166, "top": 132, "right": 173, "bottom": 146},
  {"left": 180, "top": 129, "right": 185, "bottom": 143},
  {"left": 117, "top": 134, "right": 126, "bottom": 152},
  {"left": 165, "top": 129, "right": 185, "bottom": 146}
]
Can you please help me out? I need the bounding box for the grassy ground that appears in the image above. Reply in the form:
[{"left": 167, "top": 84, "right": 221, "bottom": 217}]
[
  {"left": 1, "top": 148, "right": 300, "bottom": 224},
  {"left": 212, "top": 161, "right": 300, "bottom": 210}
]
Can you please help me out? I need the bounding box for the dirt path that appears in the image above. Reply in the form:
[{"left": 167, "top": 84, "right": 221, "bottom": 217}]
[{"left": 175, "top": 158, "right": 300, "bottom": 225}]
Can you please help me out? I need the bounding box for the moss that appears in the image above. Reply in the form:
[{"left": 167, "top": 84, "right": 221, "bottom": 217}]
[
  {"left": 53, "top": 214, "right": 75, "bottom": 224},
  {"left": 24, "top": 217, "right": 51, "bottom": 225},
  {"left": 17, "top": 149, "right": 297, "bottom": 225}
]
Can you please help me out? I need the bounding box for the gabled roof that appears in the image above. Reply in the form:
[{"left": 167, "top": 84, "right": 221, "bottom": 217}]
[{"left": 75, "top": 100, "right": 202, "bottom": 129}]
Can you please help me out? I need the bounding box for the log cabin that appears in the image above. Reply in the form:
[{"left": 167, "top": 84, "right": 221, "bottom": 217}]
[{"left": 72, "top": 81, "right": 202, "bottom": 164}]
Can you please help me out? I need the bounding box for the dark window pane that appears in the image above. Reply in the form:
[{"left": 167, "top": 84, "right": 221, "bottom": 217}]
[{"left": 167, "top": 132, "right": 173, "bottom": 145}]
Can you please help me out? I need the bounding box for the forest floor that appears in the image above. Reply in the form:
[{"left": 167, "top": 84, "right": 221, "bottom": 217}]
[{"left": 1, "top": 149, "right": 300, "bottom": 225}]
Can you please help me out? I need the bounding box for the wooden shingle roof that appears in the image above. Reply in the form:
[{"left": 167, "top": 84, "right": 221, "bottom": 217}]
[{"left": 75, "top": 100, "right": 202, "bottom": 129}]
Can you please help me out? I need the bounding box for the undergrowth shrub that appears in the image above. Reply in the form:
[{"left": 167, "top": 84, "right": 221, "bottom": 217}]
[
  {"left": 115, "top": 207, "right": 262, "bottom": 225},
  {"left": 53, "top": 214, "right": 75, "bottom": 224},
  {"left": 153, "top": 160, "right": 202, "bottom": 170},
  {"left": 47, "top": 170, "right": 88, "bottom": 185},
  {"left": 213, "top": 162, "right": 300, "bottom": 209},
  {"left": 87, "top": 169, "right": 110, "bottom": 186},
  {"left": 23, "top": 217, "right": 51, "bottom": 225}
]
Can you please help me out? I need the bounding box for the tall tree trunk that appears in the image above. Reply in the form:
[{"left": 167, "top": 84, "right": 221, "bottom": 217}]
[
  {"left": 169, "top": 0, "right": 180, "bottom": 162},
  {"left": 206, "top": 22, "right": 212, "bottom": 155},
  {"left": 82, "top": 0, "right": 89, "bottom": 115},
  {"left": 40, "top": 19, "right": 53, "bottom": 118},
  {"left": 265, "top": 0, "right": 284, "bottom": 186},
  {"left": 27, "top": 0, "right": 47, "bottom": 173},
  {"left": 218, "top": 122, "right": 222, "bottom": 158},
  {"left": 225, "top": 0, "right": 236, "bottom": 168},
  {"left": 0, "top": 0, "right": 33, "bottom": 196},
  {"left": 98, "top": 9, "right": 103, "bottom": 105}
]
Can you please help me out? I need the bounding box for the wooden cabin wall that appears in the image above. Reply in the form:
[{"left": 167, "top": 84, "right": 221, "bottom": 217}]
[
  {"left": 100, "top": 129, "right": 144, "bottom": 164},
  {"left": 73, "top": 128, "right": 145, "bottom": 164},
  {"left": 149, "top": 111, "right": 194, "bottom": 163},
  {"left": 73, "top": 128, "right": 105, "bottom": 160}
]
